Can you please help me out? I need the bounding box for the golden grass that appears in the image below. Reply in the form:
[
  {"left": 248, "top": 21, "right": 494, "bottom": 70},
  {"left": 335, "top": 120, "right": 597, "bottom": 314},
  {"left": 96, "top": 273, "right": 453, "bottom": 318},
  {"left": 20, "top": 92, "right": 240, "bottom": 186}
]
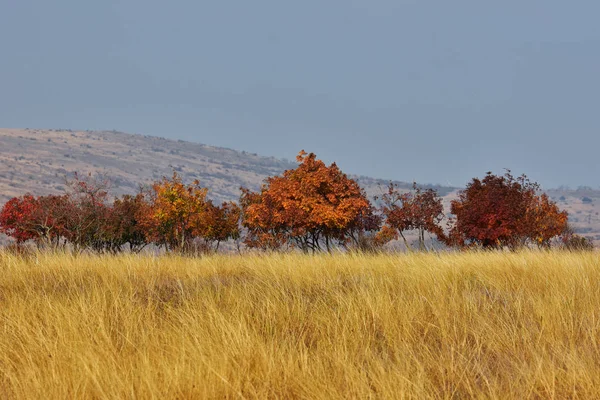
[{"left": 1, "top": 251, "right": 600, "bottom": 399}]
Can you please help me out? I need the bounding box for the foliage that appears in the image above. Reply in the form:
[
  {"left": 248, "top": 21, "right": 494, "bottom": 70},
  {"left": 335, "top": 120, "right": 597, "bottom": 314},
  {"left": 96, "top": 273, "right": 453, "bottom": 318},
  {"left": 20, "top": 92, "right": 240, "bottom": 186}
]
[
  {"left": 525, "top": 193, "right": 569, "bottom": 248},
  {"left": 137, "top": 172, "right": 240, "bottom": 253},
  {"left": 560, "top": 224, "right": 594, "bottom": 251},
  {"left": 379, "top": 182, "right": 445, "bottom": 250},
  {"left": 105, "top": 194, "right": 150, "bottom": 253},
  {"left": 240, "top": 151, "right": 379, "bottom": 252},
  {"left": 59, "top": 173, "right": 112, "bottom": 251},
  {"left": 0, "top": 165, "right": 585, "bottom": 253},
  {"left": 0, "top": 194, "right": 70, "bottom": 247},
  {"left": 0, "top": 195, "right": 43, "bottom": 244},
  {"left": 0, "top": 171, "right": 242, "bottom": 253},
  {"left": 139, "top": 172, "right": 210, "bottom": 252},
  {"left": 446, "top": 171, "right": 568, "bottom": 249},
  {"left": 201, "top": 201, "right": 241, "bottom": 251}
]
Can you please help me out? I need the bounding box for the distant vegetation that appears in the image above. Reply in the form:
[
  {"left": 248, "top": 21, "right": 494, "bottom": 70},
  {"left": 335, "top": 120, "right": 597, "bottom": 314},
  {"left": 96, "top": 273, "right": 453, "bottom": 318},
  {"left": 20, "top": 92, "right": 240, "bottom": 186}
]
[{"left": 0, "top": 151, "right": 591, "bottom": 252}]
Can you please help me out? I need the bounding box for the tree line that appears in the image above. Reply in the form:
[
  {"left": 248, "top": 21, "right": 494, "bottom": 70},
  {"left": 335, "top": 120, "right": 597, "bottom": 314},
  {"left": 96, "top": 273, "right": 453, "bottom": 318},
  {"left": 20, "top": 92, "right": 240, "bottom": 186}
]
[{"left": 0, "top": 151, "right": 593, "bottom": 253}]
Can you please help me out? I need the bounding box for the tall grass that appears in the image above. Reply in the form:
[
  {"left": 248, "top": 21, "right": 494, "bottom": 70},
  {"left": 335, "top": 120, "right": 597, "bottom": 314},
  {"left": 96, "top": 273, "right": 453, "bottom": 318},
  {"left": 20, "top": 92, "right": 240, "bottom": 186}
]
[{"left": 1, "top": 250, "right": 600, "bottom": 398}]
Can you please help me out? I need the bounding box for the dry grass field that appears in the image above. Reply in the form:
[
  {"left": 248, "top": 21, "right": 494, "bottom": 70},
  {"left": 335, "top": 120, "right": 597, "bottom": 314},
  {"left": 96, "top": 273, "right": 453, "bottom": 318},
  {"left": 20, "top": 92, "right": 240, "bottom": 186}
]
[{"left": 1, "top": 251, "right": 600, "bottom": 399}]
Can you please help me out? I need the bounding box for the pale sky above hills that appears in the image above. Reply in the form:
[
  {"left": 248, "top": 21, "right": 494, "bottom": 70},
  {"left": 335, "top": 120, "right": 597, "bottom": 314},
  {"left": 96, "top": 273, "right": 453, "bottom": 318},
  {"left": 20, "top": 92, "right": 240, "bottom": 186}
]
[{"left": 2, "top": 1, "right": 600, "bottom": 188}]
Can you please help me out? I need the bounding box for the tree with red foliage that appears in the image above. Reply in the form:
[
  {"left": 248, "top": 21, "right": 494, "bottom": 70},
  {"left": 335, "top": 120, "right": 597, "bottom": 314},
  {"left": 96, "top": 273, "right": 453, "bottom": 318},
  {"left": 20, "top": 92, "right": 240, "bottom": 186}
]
[
  {"left": 240, "top": 151, "right": 379, "bottom": 252},
  {"left": 0, "top": 194, "right": 70, "bottom": 247},
  {"left": 344, "top": 203, "right": 387, "bottom": 252},
  {"left": 59, "top": 173, "right": 112, "bottom": 251},
  {"left": 446, "top": 171, "right": 568, "bottom": 249},
  {"left": 0, "top": 195, "right": 39, "bottom": 244},
  {"left": 105, "top": 194, "right": 150, "bottom": 253},
  {"left": 379, "top": 182, "right": 445, "bottom": 250}
]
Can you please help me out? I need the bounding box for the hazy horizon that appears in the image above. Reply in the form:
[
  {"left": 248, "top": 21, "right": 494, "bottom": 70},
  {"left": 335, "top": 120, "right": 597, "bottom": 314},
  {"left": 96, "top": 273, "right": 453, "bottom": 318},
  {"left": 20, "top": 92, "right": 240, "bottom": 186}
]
[{"left": 2, "top": 1, "right": 600, "bottom": 188}]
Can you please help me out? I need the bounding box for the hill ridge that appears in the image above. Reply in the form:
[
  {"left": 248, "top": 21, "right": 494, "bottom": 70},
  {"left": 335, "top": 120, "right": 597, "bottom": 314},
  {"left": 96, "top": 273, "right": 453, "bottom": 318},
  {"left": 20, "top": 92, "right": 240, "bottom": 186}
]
[{"left": 1, "top": 128, "right": 599, "bottom": 244}]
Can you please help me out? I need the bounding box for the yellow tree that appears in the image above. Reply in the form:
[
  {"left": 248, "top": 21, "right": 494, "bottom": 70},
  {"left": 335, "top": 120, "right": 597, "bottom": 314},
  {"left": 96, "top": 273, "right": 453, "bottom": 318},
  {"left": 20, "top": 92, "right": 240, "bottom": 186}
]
[{"left": 141, "top": 172, "right": 209, "bottom": 252}]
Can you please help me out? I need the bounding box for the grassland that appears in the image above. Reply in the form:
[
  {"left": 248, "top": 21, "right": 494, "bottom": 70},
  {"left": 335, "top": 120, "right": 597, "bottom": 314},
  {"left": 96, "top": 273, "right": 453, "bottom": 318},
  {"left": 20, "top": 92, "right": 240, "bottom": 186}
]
[{"left": 1, "top": 251, "right": 600, "bottom": 399}]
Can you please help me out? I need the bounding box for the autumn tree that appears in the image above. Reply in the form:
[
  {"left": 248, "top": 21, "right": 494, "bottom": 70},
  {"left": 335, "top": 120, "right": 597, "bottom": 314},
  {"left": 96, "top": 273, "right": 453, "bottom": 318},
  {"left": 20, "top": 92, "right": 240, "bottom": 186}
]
[
  {"left": 525, "top": 193, "right": 568, "bottom": 248},
  {"left": 59, "top": 173, "right": 112, "bottom": 252},
  {"left": 104, "top": 194, "right": 150, "bottom": 253},
  {"left": 446, "top": 171, "right": 568, "bottom": 249},
  {"left": 239, "top": 187, "right": 288, "bottom": 250},
  {"left": 240, "top": 151, "right": 379, "bottom": 252},
  {"left": 0, "top": 194, "right": 70, "bottom": 248},
  {"left": 0, "top": 173, "right": 114, "bottom": 251},
  {"left": 0, "top": 195, "right": 41, "bottom": 244},
  {"left": 343, "top": 204, "right": 387, "bottom": 252},
  {"left": 379, "top": 182, "right": 445, "bottom": 251},
  {"left": 28, "top": 195, "right": 71, "bottom": 248},
  {"left": 200, "top": 201, "right": 241, "bottom": 251},
  {"left": 140, "top": 172, "right": 210, "bottom": 252}
]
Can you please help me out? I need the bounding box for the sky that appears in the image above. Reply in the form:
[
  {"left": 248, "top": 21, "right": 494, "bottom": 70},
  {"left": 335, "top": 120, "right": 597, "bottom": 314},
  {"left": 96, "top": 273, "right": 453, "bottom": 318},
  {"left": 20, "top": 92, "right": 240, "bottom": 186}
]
[{"left": 1, "top": 1, "right": 599, "bottom": 189}]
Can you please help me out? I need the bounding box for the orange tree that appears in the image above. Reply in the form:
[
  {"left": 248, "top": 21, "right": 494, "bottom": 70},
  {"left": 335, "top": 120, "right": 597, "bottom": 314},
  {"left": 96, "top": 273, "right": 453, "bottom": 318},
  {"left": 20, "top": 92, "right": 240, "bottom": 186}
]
[
  {"left": 446, "top": 171, "right": 568, "bottom": 249},
  {"left": 200, "top": 201, "right": 241, "bottom": 251},
  {"left": 240, "top": 151, "right": 379, "bottom": 252},
  {"left": 379, "top": 182, "right": 445, "bottom": 251},
  {"left": 525, "top": 193, "right": 568, "bottom": 248}
]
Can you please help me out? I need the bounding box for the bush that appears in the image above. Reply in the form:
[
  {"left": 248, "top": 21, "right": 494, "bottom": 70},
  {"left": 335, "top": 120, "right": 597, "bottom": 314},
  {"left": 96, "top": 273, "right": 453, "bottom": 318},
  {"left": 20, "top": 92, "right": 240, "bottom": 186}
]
[{"left": 562, "top": 235, "right": 594, "bottom": 251}]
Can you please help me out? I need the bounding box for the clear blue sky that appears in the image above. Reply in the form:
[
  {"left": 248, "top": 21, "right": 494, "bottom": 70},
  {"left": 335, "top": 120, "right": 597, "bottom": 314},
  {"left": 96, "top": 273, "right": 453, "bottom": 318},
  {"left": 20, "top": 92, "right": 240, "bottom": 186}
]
[{"left": 2, "top": 1, "right": 599, "bottom": 188}]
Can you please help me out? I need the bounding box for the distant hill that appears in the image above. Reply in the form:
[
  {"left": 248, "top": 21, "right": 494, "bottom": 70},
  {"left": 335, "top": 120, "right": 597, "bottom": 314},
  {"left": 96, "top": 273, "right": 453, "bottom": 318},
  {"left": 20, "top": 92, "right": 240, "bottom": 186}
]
[
  {"left": 0, "top": 128, "right": 454, "bottom": 203},
  {"left": 1, "top": 128, "right": 598, "bottom": 245},
  {"left": 0, "top": 128, "right": 297, "bottom": 205}
]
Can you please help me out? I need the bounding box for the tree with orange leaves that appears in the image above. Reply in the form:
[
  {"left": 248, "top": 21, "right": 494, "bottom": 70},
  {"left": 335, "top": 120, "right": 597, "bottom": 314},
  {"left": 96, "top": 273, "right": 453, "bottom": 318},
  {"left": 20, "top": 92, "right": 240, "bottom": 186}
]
[
  {"left": 524, "top": 193, "right": 568, "bottom": 248},
  {"left": 200, "top": 201, "right": 241, "bottom": 251},
  {"left": 240, "top": 151, "right": 379, "bottom": 252}
]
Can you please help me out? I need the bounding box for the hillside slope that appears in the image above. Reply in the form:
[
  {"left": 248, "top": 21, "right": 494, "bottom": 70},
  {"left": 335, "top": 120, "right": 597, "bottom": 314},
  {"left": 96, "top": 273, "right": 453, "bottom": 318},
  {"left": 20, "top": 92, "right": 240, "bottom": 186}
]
[
  {"left": 1, "top": 128, "right": 598, "bottom": 243},
  {"left": 0, "top": 128, "right": 296, "bottom": 204},
  {"left": 0, "top": 128, "right": 454, "bottom": 202}
]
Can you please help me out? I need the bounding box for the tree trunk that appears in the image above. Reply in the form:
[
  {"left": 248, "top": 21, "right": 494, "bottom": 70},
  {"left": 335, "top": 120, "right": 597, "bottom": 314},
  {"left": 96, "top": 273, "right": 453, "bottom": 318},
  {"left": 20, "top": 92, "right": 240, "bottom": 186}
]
[{"left": 399, "top": 231, "right": 411, "bottom": 251}]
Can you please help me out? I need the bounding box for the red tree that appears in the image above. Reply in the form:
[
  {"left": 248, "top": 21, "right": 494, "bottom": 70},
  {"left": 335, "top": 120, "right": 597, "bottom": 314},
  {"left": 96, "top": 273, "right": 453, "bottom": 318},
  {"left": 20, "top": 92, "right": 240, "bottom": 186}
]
[
  {"left": 59, "top": 173, "right": 112, "bottom": 251},
  {"left": 379, "top": 182, "right": 445, "bottom": 250},
  {"left": 446, "top": 171, "right": 568, "bottom": 249},
  {"left": 0, "top": 194, "right": 70, "bottom": 247},
  {"left": 104, "top": 194, "right": 150, "bottom": 253},
  {"left": 0, "top": 195, "right": 39, "bottom": 244}
]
